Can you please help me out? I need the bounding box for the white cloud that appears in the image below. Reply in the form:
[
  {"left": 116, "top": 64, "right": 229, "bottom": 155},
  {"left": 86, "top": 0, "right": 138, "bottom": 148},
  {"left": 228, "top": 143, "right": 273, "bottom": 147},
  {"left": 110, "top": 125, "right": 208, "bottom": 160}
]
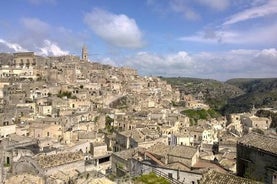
[
  {"left": 254, "top": 48, "right": 277, "bottom": 67},
  {"left": 120, "top": 49, "right": 277, "bottom": 80},
  {"left": 21, "top": 17, "right": 50, "bottom": 34},
  {"left": 0, "top": 38, "right": 28, "bottom": 52},
  {"left": 2, "top": 17, "right": 86, "bottom": 55},
  {"left": 169, "top": 0, "right": 200, "bottom": 20},
  {"left": 197, "top": 0, "right": 230, "bottom": 11},
  {"left": 180, "top": 22, "right": 277, "bottom": 45},
  {"left": 37, "top": 40, "right": 69, "bottom": 56},
  {"left": 223, "top": 0, "right": 277, "bottom": 25},
  {"left": 84, "top": 8, "right": 144, "bottom": 48},
  {"left": 100, "top": 57, "right": 117, "bottom": 66},
  {"left": 148, "top": 0, "right": 231, "bottom": 21}
]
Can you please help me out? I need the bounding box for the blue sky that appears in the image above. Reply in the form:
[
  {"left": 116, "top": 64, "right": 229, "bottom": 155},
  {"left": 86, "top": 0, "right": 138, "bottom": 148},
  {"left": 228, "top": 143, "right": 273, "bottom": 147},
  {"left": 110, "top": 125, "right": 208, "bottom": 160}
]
[{"left": 0, "top": 0, "right": 277, "bottom": 80}]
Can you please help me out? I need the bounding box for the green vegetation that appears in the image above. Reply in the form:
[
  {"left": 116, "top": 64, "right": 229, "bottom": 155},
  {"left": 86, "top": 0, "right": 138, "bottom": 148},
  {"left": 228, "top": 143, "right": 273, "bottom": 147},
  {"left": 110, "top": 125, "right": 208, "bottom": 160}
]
[
  {"left": 94, "top": 116, "right": 99, "bottom": 123},
  {"left": 161, "top": 77, "right": 277, "bottom": 116},
  {"left": 222, "top": 78, "right": 277, "bottom": 114},
  {"left": 181, "top": 109, "right": 221, "bottom": 126},
  {"left": 134, "top": 172, "right": 170, "bottom": 184},
  {"left": 160, "top": 77, "right": 243, "bottom": 112},
  {"left": 57, "top": 90, "right": 72, "bottom": 98},
  {"left": 171, "top": 101, "right": 186, "bottom": 107},
  {"left": 105, "top": 115, "right": 115, "bottom": 133},
  {"left": 57, "top": 90, "right": 77, "bottom": 99}
]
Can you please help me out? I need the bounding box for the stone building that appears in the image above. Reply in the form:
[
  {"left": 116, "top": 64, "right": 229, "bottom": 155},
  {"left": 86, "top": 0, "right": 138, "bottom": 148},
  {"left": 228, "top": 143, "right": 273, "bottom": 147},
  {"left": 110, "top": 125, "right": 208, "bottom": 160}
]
[
  {"left": 237, "top": 132, "right": 277, "bottom": 183},
  {"left": 81, "top": 45, "right": 88, "bottom": 61},
  {"left": 200, "top": 169, "right": 261, "bottom": 184},
  {"left": 13, "top": 52, "right": 36, "bottom": 68}
]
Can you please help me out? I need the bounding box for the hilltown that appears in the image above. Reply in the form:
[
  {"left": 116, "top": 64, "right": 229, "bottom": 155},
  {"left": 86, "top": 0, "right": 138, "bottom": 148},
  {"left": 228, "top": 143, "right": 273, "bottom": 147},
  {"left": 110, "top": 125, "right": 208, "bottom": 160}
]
[{"left": 0, "top": 48, "right": 276, "bottom": 184}]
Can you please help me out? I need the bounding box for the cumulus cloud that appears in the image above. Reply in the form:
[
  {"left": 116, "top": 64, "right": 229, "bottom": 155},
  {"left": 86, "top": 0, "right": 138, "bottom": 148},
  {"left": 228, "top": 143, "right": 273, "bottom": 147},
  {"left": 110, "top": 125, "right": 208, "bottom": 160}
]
[
  {"left": 118, "top": 49, "right": 277, "bottom": 80},
  {"left": 37, "top": 40, "right": 69, "bottom": 56},
  {"left": 84, "top": 8, "right": 144, "bottom": 48},
  {"left": 253, "top": 48, "right": 277, "bottom": 67},
  {"left": 0, "top": 17, "right": 86, "bottom": 56},
  {"left": 0, "top": 38, "right": 28, "bottom": 52},
  {"left": 223, "top": 0, "right": 277, "bottom": 25}
]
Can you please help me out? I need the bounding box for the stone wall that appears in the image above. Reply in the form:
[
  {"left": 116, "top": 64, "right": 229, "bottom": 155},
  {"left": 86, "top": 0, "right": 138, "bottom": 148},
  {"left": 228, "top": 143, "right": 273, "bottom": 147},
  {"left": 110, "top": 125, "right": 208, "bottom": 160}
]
[
  {"left": 44, "top": 159, "right": 85, "bottom": 176},
  {"left": 237, "top": 143, "right": 277, "bottom": 183},
  {"left": 130, "top": 159, "right": 202, "bottom": 184}
]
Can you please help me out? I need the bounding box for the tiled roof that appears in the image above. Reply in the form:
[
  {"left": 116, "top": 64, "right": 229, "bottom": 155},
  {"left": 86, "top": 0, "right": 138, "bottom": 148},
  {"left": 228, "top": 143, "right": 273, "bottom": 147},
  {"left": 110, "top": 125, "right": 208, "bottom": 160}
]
[
  {"left": 200, "top": 170, "right": 262, "bottom": 184},
  {"left": 36, "top": 151, "right": 83, "bottom": 168},
  {"left": 147, "top": 142, "right": 197, "bottom": 158},
  {"left": 238, "top": 132, "right": 277, "bottom": 155},
  {"left": 113, "top": 148, "right": 143, "bottom": 160}
]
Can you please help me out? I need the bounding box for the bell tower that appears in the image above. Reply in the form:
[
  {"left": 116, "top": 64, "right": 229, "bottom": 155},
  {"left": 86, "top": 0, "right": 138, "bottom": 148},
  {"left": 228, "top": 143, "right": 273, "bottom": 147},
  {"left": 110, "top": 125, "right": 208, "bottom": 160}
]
[{"left": 82, "top": 45, "right": 88, "bottom": 61}]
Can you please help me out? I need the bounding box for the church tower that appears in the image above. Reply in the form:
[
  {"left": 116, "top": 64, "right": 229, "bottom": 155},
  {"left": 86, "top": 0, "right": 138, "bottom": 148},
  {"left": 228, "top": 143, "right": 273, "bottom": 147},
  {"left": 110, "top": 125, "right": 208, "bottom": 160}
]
[{"left": 82, "top": 45, "right": 88, "bottom": 61}]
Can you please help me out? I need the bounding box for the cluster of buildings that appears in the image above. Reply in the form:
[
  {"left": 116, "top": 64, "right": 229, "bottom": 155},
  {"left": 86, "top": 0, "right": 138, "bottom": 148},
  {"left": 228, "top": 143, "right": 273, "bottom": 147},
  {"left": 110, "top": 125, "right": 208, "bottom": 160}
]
[{"left": 0, "top": 48, "right": 276, "bottom": 184}]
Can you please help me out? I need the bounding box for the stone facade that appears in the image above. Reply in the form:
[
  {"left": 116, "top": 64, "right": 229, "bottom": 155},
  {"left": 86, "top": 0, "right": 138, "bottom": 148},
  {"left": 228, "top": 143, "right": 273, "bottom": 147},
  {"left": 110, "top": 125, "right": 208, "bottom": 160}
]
[{"left": 237, "top": 132, "right": 277, "bottom": 183}]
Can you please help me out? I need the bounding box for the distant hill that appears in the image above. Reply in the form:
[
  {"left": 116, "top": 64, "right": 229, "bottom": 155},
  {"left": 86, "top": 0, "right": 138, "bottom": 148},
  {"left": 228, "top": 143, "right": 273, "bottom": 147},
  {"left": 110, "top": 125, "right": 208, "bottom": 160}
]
[
  {"left": 222, "top": 78, "right": 277, "bottom": 114},
  {"left": 161, "top": 77, "right": 277, "bottom": 115},
  {"left": 160, "top": 77, "right": 244, "bottom": 111}
]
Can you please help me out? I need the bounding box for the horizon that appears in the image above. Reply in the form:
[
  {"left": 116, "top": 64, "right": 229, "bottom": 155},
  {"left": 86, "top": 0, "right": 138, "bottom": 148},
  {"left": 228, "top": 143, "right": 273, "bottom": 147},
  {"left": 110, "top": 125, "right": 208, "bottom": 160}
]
[{"left": 0, "top": 0, "right": 277, "bottom": 81}]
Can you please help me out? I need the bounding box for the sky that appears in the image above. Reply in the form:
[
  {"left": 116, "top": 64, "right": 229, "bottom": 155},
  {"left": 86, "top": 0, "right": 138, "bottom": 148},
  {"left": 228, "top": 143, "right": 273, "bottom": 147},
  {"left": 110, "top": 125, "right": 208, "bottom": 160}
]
[{"left": 0, "top": 0, "right": 277, "bottom": 81}]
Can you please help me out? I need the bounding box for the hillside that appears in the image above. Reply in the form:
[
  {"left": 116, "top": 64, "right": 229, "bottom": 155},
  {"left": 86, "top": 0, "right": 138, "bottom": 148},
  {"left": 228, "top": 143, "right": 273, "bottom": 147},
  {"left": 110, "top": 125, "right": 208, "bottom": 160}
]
[
  {"left": 161, "top": 77, "right": 277, "bottom": 115},
  {"left": 222, "top": 78, "right": 277, "bottom": 114},
  {"left": 160, "top": 77, "right": 244, "bottom": 111}
]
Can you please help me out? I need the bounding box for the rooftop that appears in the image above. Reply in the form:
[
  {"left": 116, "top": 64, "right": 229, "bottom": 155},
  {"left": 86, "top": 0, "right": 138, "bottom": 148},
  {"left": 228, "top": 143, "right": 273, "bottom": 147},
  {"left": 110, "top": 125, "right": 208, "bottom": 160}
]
[
  {"left": 200, "top": 169, "right": 262, "bottom": 184},
  {"left": 238, "top": 132, "right": 277, "bottom": 155},
  {"left": 113, "top": 148, "right": 142, "bottom": 160},
  {"left": 148, "top": 142, "right": 197, "bottom": 158},
  {"left": 36, "top": 151, "right": 83, "bottom": 168}
]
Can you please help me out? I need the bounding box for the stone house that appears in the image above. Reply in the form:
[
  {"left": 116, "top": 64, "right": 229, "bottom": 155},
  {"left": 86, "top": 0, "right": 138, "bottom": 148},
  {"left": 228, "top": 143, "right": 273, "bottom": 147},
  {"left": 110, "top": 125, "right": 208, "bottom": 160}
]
[
  {"left": 38, "top": 105, "right": 52, "bottom": 116},
  {"left": 113, "top": 129, "right": 144, "bottom": 152},
  {"left": 202, "top": 129, "right": 219, "bottom": 145},
  {"left": 145, "top": 142, "right": 199, "bottom": 170},
  {"left": 68, "top": 98, "right": 91, "bottom": 111},
  {"left": 237, "top": 132, "right": 277, "bottom": 183},
  {"left": 200, "top": 169, "right": 261, "bottom": 184},
  {"left": 0, "top": 123, "right": 16, "bottom": 138},
  {"left": 29, "top": 122, "right": 62, "bottom": 141},
  {"left": 12, "top": 151, "right": 85, "bottom": 178},
  {"left": 111, "top": 148, "right": 202, "bottom": 183},
  {"left": 13, "top": 52, "right": 36, "bottom": 68},
  {"left": 248, "top": 116, "right": 271, "bottom": 130}
]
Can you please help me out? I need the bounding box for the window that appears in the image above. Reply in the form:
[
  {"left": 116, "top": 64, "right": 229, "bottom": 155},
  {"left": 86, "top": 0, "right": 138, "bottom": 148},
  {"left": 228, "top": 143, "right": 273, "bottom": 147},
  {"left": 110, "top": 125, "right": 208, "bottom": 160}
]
[{"left": 6, "top": 157, "right": 10, "bottom": 165}]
